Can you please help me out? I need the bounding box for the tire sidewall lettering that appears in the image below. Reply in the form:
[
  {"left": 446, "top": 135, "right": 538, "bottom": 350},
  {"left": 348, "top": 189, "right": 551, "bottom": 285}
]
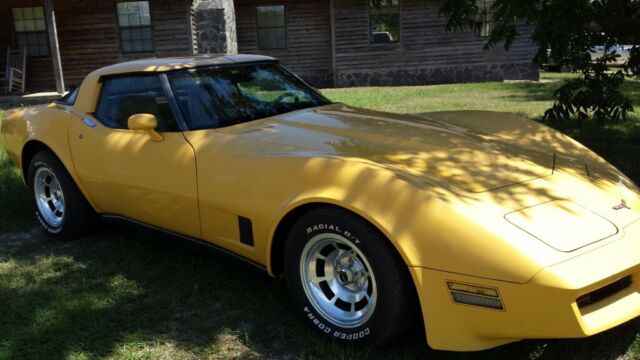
[
  {"left": 305, "top": 223, "right": 362, "bottom": 244},
  {"left": 303, "top": 306, "right": 371, "bottom": 340},
  {"left": 35, "top": 211, "right": 63, "bottom": 234},
  {"left": 31, "top": 161, "right": 64, "bottom": 234}
]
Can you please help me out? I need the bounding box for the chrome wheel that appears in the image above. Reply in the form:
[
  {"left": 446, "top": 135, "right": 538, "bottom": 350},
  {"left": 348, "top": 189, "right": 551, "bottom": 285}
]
[
  {"left": 33, "top": 167, "right": 65, "bottom": 227},
  {"left": 300, "top": 233, "right": 377, "bottom": 328}
]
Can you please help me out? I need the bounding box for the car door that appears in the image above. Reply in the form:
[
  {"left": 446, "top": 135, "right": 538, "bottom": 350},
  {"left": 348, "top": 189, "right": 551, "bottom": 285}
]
[
  {"left": 68, "top": 74, "right": 201, "bottom": 238},
  {"left": 164, "top": 64, "right": 330, "bottom": 263}
]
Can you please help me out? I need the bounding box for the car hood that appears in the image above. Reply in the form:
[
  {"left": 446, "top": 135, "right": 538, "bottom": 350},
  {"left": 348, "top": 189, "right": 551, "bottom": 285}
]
[
  {"left": 225, "top": 104, "right": 640, "bottom": 254},
  {"left": 241, "top": 103, "right": 556, "bottom": 193}
]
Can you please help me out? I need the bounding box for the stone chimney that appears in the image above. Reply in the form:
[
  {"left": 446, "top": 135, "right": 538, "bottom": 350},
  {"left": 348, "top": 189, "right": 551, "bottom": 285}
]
[{"left": 192, "top": 0, "right": 238, "bottom": 54}]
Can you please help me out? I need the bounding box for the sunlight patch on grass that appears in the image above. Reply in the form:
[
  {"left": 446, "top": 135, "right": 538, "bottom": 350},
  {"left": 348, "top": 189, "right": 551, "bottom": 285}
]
[
  {"left": 210, "top": 329, "right": 261, "bottom": 358},
  {"left": 109, "top": 274, "right": 144, "bottom": 296},
  {"left": 110, "top": 336, "right": 195, "bottom": 360},
  {"left": 0, "top": 254, "right": 80, "bottom": 289}
]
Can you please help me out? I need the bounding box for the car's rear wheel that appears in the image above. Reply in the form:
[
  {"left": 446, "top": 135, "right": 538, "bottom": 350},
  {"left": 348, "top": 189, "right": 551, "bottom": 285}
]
[
  {"left": 28, "top": 151, "right": 95, "bottom": 239},
  {"left": 284, "top": 206, "right": 414, "bottom": 346}
]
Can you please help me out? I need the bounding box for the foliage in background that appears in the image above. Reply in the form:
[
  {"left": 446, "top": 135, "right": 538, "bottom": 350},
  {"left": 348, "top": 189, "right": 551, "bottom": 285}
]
[
  {"left": 544, "top": 55, "right": 633, "bottom": 126},
  {"left": 439, "top": 0, "right": 640, "bottom": 125}
]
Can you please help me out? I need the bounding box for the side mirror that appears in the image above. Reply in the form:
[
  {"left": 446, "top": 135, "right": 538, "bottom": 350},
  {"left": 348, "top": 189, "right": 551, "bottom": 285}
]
[{"left": 128, "top": 113, "right": 163, "bottom": 142}]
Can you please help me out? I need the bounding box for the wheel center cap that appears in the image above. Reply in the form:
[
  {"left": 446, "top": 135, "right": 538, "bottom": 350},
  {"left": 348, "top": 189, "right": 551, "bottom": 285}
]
[{"left": 337, "top": 267, "right": 355, "bottom": 285}]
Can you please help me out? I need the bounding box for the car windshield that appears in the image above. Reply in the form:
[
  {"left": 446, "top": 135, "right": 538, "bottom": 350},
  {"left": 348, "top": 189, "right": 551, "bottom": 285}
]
[{"left": 167, "top": 63, "right": 332, "bottom": 130}]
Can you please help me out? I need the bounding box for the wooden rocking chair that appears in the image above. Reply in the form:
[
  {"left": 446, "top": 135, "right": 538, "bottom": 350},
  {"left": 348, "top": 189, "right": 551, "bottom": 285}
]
[{"left": 0, "top": 47, "right": 27, "bottom": 94}]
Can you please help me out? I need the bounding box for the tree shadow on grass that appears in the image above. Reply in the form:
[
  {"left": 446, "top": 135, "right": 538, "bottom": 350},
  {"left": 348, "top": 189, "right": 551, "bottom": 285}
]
[
  {"left": 500, "top": 75, "right": 640, "bottom": 106},
  {"left": 0, "top": 225, "right": 292, "bottom": 359},
  {"left": 1, "top": 225, "right": 639, "bottom": 359},
  {"left": 500, "top": 82, "right": 561, "bottom": 103},
  {"left": 0, "top": 149, "right": 31, "bottom": 231}
]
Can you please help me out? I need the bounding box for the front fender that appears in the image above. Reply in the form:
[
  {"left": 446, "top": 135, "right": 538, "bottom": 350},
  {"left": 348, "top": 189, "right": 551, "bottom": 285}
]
[{"left": 264, "top": 156, "right": 543, "bottom": 284}]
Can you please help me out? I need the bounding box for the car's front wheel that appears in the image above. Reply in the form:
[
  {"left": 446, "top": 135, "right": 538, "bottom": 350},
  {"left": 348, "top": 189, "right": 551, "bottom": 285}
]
[
  {"left": 284, "top": 206, "right": 415, "bottom": 346},
  {"left": 28, "top": 150, "right": 95, "bottom": 239}
]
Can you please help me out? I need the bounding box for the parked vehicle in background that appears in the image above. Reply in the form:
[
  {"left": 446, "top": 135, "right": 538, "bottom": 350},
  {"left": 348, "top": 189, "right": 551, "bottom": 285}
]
[
  {"left": 591, "top": 45, "right": 633, "bottom": 64},
  {"left": 543, "top": 45, "right": 634, "bottom": 71},
  {"left": 371, "top": 30, "right": 394, "bottom": 43}
]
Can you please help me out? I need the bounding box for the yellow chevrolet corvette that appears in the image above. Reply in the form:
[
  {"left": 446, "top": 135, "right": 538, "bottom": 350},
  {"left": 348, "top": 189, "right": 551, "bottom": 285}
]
[{"left": 2, "top": 55, "right": 640, "bottom": 351}]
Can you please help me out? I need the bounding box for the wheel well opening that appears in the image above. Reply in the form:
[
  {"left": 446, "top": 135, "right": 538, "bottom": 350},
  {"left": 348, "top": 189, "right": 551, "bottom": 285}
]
[
  {"left": 21, "top": 141, "right": 52, "bottom": 181},
  {"left": 269, "top": 202, "right": 426, "bottom": 335},
  {"left": 270, "top": 203, "right": 404, "bottom": 275},
  {"left": 270, "top": 203, "right": 324, "bottom": 276}
]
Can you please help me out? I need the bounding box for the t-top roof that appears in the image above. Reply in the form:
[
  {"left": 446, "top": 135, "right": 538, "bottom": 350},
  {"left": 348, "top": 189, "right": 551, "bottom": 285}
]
[{"left": 91, "top": 54, "right": 277, "bottom": 77}]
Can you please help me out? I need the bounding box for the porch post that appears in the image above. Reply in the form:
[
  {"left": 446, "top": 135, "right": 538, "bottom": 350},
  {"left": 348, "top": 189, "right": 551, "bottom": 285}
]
[
  {"left": 43, "top": 0, "right": 65, "bottom": 94},
  {"left": 330, "top": 0, "right": 337, "bottom": 87}
]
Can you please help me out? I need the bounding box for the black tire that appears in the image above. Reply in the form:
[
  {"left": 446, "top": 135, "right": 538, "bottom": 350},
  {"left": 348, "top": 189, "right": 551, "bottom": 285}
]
[
  {"left": 28, "top": 150, "right": 96, "bottom": 239},
  {"left": 284, "top": 206, "right": 415, "bottom": 346}
]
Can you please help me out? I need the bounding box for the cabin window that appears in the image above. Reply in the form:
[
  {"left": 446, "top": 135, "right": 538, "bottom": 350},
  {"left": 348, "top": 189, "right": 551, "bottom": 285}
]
[
  {"left": 369, "top": 0, "right": 400, "bottom": 43},
  {"left": 256, "top": 5, "right": 286, "bottom": 49},
  {"left": 474, "top": 0, "right": 494, "bottom": 38},
  {"left": 95, "top": 75, "right": 178, "bottom": 132},
  {"left": 117, "top": 1, "right": 154, "bottom": 53},
  {"left": 12, "top": 7, "right": 49, "bottom": 57},
  {"left": 167, "top": 64, "right": 330, "bottom": 130}
]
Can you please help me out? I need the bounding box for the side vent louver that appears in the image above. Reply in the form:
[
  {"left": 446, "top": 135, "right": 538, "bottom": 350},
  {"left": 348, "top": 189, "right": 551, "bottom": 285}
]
[{"left": 238, "top": 216, "right": 254, "bottom": 246}]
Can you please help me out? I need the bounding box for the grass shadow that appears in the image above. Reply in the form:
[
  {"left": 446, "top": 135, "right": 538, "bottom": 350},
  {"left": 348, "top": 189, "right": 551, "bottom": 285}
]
[{"left": 0, "top": 149, "right": 32, "bottom": 231}]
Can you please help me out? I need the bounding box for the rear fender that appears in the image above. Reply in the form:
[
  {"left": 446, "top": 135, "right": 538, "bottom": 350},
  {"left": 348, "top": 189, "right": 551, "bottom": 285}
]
[{"left": 3, "top": 104, "right": 100, "bottom": 211}]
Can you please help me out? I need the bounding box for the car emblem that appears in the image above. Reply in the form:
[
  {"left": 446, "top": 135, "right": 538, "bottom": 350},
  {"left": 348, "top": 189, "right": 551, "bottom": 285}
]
[{"left": 613, "top": 200, "right": 631, "bottom": 211}]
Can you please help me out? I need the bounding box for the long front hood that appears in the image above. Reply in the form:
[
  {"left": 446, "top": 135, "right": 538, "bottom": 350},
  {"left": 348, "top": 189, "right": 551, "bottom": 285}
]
[
  {"left": 243, "top": 103, "right": 555, "bottom": 193},
  {"left": 233, "top": 104, "right": 640, "bottom": 254}
]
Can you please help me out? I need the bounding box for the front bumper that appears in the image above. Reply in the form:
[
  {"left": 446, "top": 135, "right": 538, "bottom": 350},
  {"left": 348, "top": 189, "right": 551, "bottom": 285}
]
[{"left": 411, "top": 220, "right": 640, "bottom": 351}]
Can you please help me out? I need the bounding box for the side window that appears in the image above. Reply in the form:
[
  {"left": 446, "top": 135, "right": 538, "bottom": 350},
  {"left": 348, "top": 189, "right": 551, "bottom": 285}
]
[
  {"left": 256, "top": 5, "right": 286, "bottom": 49},
  {"left": 474, "top": 0, "right": 494, "bottom": 38},
  {"left": 117, "top": 1, "right": 154, "bottom": 53},
  {"left": 12, "top": 7, "right": 49, "bottom": 57},
  {"left": 369, "top": 0, "right": 400, "bottom": 44},
  {"left": 94, "top": 75, "right": 178, "bottom": 132}
]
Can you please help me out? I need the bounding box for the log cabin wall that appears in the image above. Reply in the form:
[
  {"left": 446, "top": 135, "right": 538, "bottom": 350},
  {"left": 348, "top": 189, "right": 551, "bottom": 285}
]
[
  {"left": 332, "top": 0, "right": 538, "bottom": 87},
  {"left": 234, "top": 0, "right": 334, "bottom": 87},
  {"left": 234, "top": 0, "right": 538, "bottom": 87},
  {"left": 1, "top": 0, "right": 539, "bottom": 92},
  {"left": 0, "top": 0, "right": 193, "bottom": 93}
]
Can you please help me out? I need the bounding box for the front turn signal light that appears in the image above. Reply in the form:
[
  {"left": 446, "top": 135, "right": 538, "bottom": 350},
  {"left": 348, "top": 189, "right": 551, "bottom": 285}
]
[{"left": 447, "top": 281, "right": 504, "bottom": 311}]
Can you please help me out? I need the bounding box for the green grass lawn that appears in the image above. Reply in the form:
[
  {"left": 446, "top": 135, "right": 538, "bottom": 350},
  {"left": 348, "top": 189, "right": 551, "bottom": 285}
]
[
  {"left": 2, "top": 73, "right": 640, "bottom": 359},
  {"left": 323, "top": 72, "right": 640, "bottom": 119}
]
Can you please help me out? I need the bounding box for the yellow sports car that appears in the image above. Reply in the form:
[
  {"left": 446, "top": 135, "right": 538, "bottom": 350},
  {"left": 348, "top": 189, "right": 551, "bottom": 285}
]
[{"left": 2, "top": 55, "right": 640, "bottom": 351}]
